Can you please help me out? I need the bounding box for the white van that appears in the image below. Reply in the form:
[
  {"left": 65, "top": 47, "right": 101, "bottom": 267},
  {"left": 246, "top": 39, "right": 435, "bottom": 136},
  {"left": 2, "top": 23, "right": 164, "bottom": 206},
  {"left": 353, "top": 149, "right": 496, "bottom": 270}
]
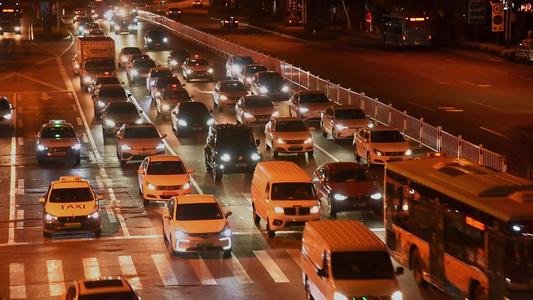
[
  {"left": 302, "top": 220, "right": 404, "bottom": 300},
  {"left": 251, "top": 161, "right": 321, "bottom": 238}
]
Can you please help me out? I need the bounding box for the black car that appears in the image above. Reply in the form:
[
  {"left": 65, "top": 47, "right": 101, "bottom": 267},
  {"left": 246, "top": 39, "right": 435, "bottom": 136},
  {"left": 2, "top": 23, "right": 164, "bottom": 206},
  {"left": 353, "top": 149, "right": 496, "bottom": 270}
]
[
  {"left": 171, "top": 101, "right": 213, "bottom": 137},
  {"left": 113, "top": 18, "right": 136, "bottom": 34},
  {"left": 167, "top": 49, "right": 190, "bottom": 69},
  {"left": 144, "top": 30, "right": 168, "bottom": 49},
  {"left": 204, "top": 124, "right": 262, "bottom": 181},
  {"left": 166, "top": 7, "right": 182, "bottom": 20},
  {"left": 221, "top": 16, "right": 239, "bottom": 28}
]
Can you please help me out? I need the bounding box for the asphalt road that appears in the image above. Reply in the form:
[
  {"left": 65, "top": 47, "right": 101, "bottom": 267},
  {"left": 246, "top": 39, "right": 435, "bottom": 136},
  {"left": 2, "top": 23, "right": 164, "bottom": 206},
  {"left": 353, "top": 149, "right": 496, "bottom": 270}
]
[{"left": 0, "top": 16, "right": 453, "bottom": 300}]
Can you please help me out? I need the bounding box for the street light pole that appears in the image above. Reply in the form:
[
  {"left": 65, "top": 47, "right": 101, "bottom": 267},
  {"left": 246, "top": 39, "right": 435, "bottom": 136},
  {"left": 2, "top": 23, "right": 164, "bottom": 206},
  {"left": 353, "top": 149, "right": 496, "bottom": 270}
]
[{"left": 504, "top": 0, "right": 512, "bottom": 48}]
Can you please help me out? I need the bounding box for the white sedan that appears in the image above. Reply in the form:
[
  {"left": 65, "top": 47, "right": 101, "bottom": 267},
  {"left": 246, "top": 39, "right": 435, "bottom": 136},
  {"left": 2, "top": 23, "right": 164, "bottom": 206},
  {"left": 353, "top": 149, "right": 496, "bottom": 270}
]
[{"left": 353, "top": 125, "right": 412, "bottom": 167}]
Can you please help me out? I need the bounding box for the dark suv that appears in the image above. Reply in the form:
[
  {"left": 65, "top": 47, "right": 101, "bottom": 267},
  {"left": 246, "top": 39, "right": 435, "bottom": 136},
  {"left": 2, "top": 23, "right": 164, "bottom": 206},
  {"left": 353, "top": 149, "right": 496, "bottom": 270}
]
[{"left": 204, "top": 124, "right": 262, "bottom": 181}]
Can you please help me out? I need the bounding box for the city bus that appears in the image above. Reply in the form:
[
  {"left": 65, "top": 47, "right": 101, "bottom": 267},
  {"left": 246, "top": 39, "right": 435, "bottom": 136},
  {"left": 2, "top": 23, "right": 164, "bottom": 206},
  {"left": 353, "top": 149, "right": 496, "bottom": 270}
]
[
  {"left": 381, "top": 14, "right": 431, "bottom": 46},
  {"left": 0, "top": 1, "right": 22, "bottom": 35},
  {"left": 384, "top": 156, "right": 533, "bottom": 300}
]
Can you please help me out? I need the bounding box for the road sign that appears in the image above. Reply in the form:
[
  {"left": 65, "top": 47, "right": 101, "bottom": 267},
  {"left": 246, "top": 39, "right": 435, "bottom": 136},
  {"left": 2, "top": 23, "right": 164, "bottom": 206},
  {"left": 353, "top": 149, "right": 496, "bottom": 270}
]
[
  {"left": 492, "top": 3, "right": 504, "bottom": 32},
  {"left": 40, "top": 1, "right": 50, "bottom": 15},
  {"left": 468, "top": 0, "right": 486, "bottom": 24}
]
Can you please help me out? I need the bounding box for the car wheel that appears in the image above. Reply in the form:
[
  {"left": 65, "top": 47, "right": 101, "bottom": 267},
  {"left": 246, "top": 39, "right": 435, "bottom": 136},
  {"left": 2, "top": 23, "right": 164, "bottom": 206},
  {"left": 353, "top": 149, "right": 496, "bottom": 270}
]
[
  {"left": 205, "top": 153, "right": 212, "bottom": 170},
  {"left": 252, "top": 205, "right": 261, "bottom": 224},
  {"left": 412, "top": 249, "right": 427, "bottom": 287},
  {"left": 366, "top": 152, "right": 372, "bottom": 168},
  {"left": 74, "top": 157, "right": 81, "bottom": 165},
  {"left": 305, "top": 277, "right": 315, "bottom": 300},
  {"left": 43, "top": 231, "right": 51, "bottom": 238},
  {"left": 94, "top": 230, "right": 101, "bottom": 238},
  {"left": 213, "top": 164, "right": 222, "bottom": 181},
  {"left": 308, "top": 151, "right": 314, "bottom": 157},
  {"left": 332, "top": 129, "right": 337, "bottom": 143},
  {"left": 471, "top": 283, "right": 485, "bottom": 300},
  {"left": 328, "top": 197, "right": 337, "bottom": 217},
  {"left": 186, "top": 77, "right": 190, "bottom": 83},
  {"left": 271, "top": 147, "right": 278, "bottom": 158},
  {"left": 223, "top": 249, "right": 232, "bottom": 259},
  {"left": 321, "top": 123, "right": 327, "bottom": 137},
  {"left": 265, "top": 142, "right": 270, "bottom": 150},
  {"left": 266, "top": 219, "right": 275, "bottom": 238},
  {"left": 354, "top": 145, "right": 361, "bottom": 161}
]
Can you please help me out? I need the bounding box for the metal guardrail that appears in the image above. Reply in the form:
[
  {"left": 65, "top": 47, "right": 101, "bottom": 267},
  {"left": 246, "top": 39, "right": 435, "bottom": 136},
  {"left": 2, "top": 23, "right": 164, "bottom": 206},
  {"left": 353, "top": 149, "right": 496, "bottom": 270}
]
[{"left": 139, "top": 10, "right": 507, "bottom": 172}]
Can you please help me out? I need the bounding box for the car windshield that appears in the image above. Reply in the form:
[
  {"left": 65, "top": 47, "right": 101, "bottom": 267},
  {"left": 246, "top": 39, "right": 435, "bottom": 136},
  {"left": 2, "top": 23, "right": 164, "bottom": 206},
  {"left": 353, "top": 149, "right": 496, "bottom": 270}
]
[
  {"left": 130, "top": 55, "right": 149, "bottom": 62},
  {"left": 220, "top": 82, "right": 246, "bottom": 92},
  {"left": 331, "top": 251, "right": 395, "bottom": 280},
  {"left": 163, "top": 91, "right": 189, "bottom": 100},
  {"left": 96, "top": 77, "right": 120, "bottom": 85},
  {"left": 245, "top": 98, "right": 273, "bottom": 108},
  {"left": 157, "top": 77, "right": 181, "bottom": 88},
  {"left": 88, "top": 30, "right": 104, "bottom": 35},
  {"left": 49, "top": 187, "right": 93, "bottom": 203},
  {"left": 234, "top": 57, "right": 254, "bottom": 65},
  {"left": 245, "top": 65, "right": 267, "bottom": 74},
  {"left": 175, "top": 203, "right": 223, "bottom": 220},
  {"left": 41, "top": 127, "right": 77, "bottom": 138},
  {"left": 188, "top": 59, "right": 208, "bottom": 66},
  {"left": 107, "top": 104, "right": 138, "bottom": 115},
  {"left": 78, "top": 292, "right": 138, "bottom": 300},
  {"left": 85, "top": 23, "right": 99, "bottom": 29},
  {"left": 371, "top": 130, "right": 406, "bottom": 143},
  {"left": 147, "top": 161, "right": 186, "bottom": 175},
  {"left": 275, "top": 120, "right": 307, "bottom": 132},
  {"left": 330, "top": 169, "right": 370, "bottom": 183},
  {"left": 179, "top": 103, "right": 210, "bottom": 116},
  {"left": 0, "top": 100, "right": 11, "bottom": 110},
  {"left": 300, "top": 93, "right": 329, "bottom": 104},
  {"left": 335, "top": 109, "right": 367, "bottom": 120},
  {"left": 271, "top": 183, "right": 316, "bottom": 200},
  {"left": 123, "top": 48, "right": 142, "bottom": 55},
  {"left": 124, "top": 127, "right": 159, "bottom": 139},
  {"left": 99, "top": 88, "right": 126, "bottom": 98},
  {"left": 85, "top": 59, "right": 115, "bottom": 70},
  {"left": 259, "top": 73, "right": 284, "bottom": 85},
  {"left": 148, "top": 31, "right": 165, "bottom": 38},
  {"left": 216, "top": 129, "right": 255, "bottom": 148},
  {"left": 151, "top": 69, "right": 173, "bottom": 77},
  {"left": 171, "top": 50, "right": 189, "bottom": 59},
  {"left": 133, "top": 60, "right": 156, "bottom": 69}
]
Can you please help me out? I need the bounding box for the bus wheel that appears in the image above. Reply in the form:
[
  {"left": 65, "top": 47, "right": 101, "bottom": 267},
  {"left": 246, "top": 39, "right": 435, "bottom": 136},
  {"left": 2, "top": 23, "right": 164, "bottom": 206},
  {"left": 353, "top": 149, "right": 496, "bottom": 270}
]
[
  {"left": 412, "top": 249, "right": 427, "bottom": 287},
  {"left": 471, "top": 283, "right": 486, "bottom": 300}
]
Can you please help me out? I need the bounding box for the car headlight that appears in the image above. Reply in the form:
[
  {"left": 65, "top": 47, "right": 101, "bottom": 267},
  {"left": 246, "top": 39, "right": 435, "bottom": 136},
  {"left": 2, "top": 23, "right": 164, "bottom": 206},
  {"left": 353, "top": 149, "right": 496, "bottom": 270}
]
[
  {"left": 282, "top": 86, "right": 289, "bottom": 92},
  {"left": 74, "top": 63, "right": 79, "bottom": 69},
  {"left": 183, "top": 182, "right": 191, "bottom": 189},
  {"left": 15, "top": 26, "right": 21, "bottom": 31},
  {"left": 114, "top": 25, "right": 120, "bottom": 30},
  {"left": 186, "top": 69, "right": 192, "bottom": 74},
  {"left": 207, "top": 118, "right": 215, "bottom": 125},
  {"left": 121, "top": 144, "right": 132, "bottom": 150},
  {"left": 122, "top": 57, "right": 128, "bottom": 62},
  {"left": 147, "top": 38, "right": 152, "bottom": 42},
  {"left": 405, "top": 149, "right": 412, "bottom": 156},
  {"left": 274, "top": 206, "right": 284, "bottom": 214},
  {"left": 243, "top": 112, "right": 254, "bottom": 118},
  {"left": 246, "top": 77, "right": 252, "bottom": 82},
  {"left": 371, "top": 192, "right": 382, "bottom": 200},
  {"left": 220, "top": 154, "right": 230, "bottom": 161},
  {"left": 304, "top": 137, "right": 313, "bottom": 144},
  {"left": 170, "top": 60, "right": 178, "bottom": 65},
  {"left": 219, "top": 95, "right": 227, "bottom": 100},
  {"left": 178, "top": 119, "right": 187, "bottom": 127},
  {"left": 105, "top": 119, "right": 115, "bottom": 127},
  {"left": 84, "top": 77, "right": 91, "bottom": 83},
  {"left": 162, "top": 104, "right": 170, "bottom": 110},
  {"left": 156, "top": 144, "right": 165, "bottom": 150},
  {"left": 251, "top": 153, "right": 261, "bottom": 161},
  {"left": 45, "top": 213, "right": 58, "bottom": 221},
  {"left": 334, "top": 194, "right": 347, "bottom": 201},
  {"left": 260, "top": 87, "right": 268, "bottom": 94},
  {"left": 135, "top": 119, "right": 143, "bottom": 124},
  {"left": 147, "top": 183, "right": 156, "bottom": 190},
  {"left": 310, "top": 205, "right": 320, "bottom": 214},
  {"left": 3, "top": 113, "right": 12, "bottom": 119},
  {"left": 131, "top": 70, "right": 138, "bottom": 76},
  {"left": 83, "top": 30, "right": 89, "bottom": 34},
  {"left": 208, "top": 68, "right": 214, "bottom": 73},
  {"left": 222, "top": 228, "right": 232, "bottom": 237},
  {"left": 163, "top": 38, "right": 168, "bottom": 42},
  {"left": 150, "top": 80, "right": 156, "bottom": 86},
  {"left": 336, "top": 124, "right": 348, "bottom": 130},
  {"left": 71, "top": 143, "right": 81, "bottom": 150},
  {"left": 128, "top": 25, "right": 133, "bottom": 29},
  {"left": 98, "top": 101, "right": 106, "bottom": 107},
  {"left": 174, "top": 230, "right": 187, "bottom": 238},
  {"left": 299, "top": 107, "right": 309, "bottom": 113},
  {"left": 276, "top": 138, "right": 285, "bottom": 144},
  {"left": 391, "top": 291, "right": 403, "bottom": 300},
  {"left": 79, "top": 26, "right": 84, "bottom": 31},
  {"left": 110, "top": 21, "right": 115, "bottom": 25},
  {"left": 37, "top": 144, "right": 48, "bottom": 151},
  {"left": 333, "top": 292, "right": 348, "bottom": 300},
  {"left": 271, "top": 111, "right": 279, "bottom": 117},
  {"left": 155, "top": 92, "right": 161, "bottom": 97},
  {"left": 232, "top": 65, "right": 240, "bottom": 72},
  {"left": 87, "top": 211, "right": 100, "bottom": 219},
  {"left": 373, "top": 148, "right": 382, "bottom": 156}
]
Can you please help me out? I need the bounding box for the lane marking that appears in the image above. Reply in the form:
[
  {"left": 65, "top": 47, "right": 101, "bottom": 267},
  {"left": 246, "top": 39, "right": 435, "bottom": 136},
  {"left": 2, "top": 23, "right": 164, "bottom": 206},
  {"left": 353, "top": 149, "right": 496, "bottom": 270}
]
[
  {"left": 459, "top": 80, "right": 476, "bottom": 86},
  {"left": 189, "top": 258, "right": 217, "bottom": 285},
  {"left": 17, "top": 137, "right": 23, "bottom": 146},
  {"left": 151, "top": 254, "right": 179, "bottom": 286},
  {"left": 115, "top": 207, "right": 130, "bottom": 237},
  {"left": 76, "top": 117, "right": 83, "bottom": 126},
  {"left": 16, "top": 210, "right": 24, "bottom": 229},
  {"left": 313, "top": 143, "right": 340, "bottom": 162},
  {"left": 83, "top": 257, "right": 101, "bottom": 279},
  {"left": 95, "top": 176, "right": 104, "bottom": 190},
  {"left": 47, "top": 260, "right": 66, "bottom": 296},
  {"left": 17, "top": 179, "right": 24, "bottom": 195},
  {"left": 9, "top": 92, "right": 17, "bottom": 244},
  {"left": 477, "top": 84, "right": 492, "bottom": 88},
  {"left": 285, "top": 249, "right": 302, "bottom": 269},
  {"left": 225, "top": 254, "right": 253, "bottom": 284},
  {"left": 82, "top": 134, "right": 89, "bottom": 144},
  {"left": 480, "top": 127, "right": 508, "bottom": 138},
  {"left": 363, "top": 57, "right": 377, "bottom": 62},
  {"left": 105, "top": 205, "right": 117, "bottom": 223},
  {"left": 370, "top": 227, "right": 385, "bottom": 232},
  {"left": 253, "top": 250, "right": 290, "bottom": 283},
  {"left": 14, "top": 72, "right": 66, "bottom": 92},
  {"left": 407, "top": 101, "right": 435, "bottom": 111},
  {"left": 119, "top": 255, "right": 142, "bottom": 290},
  {"left": 468, "top": 99, "right": 502, "bottom": 111},
  {"left": 10, "top": 263, "right": 26, "bottom": 299}
]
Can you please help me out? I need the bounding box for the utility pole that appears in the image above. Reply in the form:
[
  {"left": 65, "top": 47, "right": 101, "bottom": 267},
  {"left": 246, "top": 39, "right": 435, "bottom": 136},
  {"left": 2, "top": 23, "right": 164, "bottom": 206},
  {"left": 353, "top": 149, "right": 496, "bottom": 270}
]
[{"left": 504, "top": 0, "right": 512, "bottom": 49}]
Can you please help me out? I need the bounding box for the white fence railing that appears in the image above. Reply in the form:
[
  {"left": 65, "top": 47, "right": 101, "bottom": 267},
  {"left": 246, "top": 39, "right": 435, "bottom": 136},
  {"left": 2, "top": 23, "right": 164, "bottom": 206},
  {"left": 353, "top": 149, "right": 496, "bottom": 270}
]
[{"left": 139, "top": 10, "right": 507, "bottom": 172}]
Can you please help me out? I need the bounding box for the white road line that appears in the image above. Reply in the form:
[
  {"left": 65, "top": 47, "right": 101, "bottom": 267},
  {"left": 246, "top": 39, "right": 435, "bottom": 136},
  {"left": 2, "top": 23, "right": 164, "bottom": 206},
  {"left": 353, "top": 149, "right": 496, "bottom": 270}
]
[
  {"left": 17, "top": 179, "right": 24, "bottom": 195},
  {"left": 17, "top": 137, "right": 23, "bottom": 145},
  {"left": 459, "top": 80, "right": 476, "bottom": 86},
  {"left": 95, "top": 176, "right": 104, "bottom": 190},
  {"left": 480, "top": 127, "right": 508, "bottom": 138},
  {"left": 468, "top": 99, "right": 502, "bottom": 111},
  {"left": 16, "top": 210, "right": 24, "bottom": 229},
  {"left": 225, "top": 254, "right": 253, "bottom": 283},
  {"left": 285, "top": 249, "right": 302, "bottom": 269},
  {"left": 105, "top": 205, "right": 117, "bottom": 223},
  {"left": 370, "top": 227, "right": 385, "bottom": 232},
  {"left": 89, "top": 151, "right": 96, "bottom": 163},
  {"left": 9, "top": 92, "right": 17, "bottom": 244},
  {"left": 82, "top": 134, "right": 89, "bottom": 144},
  {"left": 151, "top": 254, "right": 179, "bottom": 286},
  {"left": 10, "top": 263, "right": 26, "bottom": 299},
  {"left": 118, "top": 256, "right": 142, "bottom": 290},
  {"left": 115, "top": 208, "right": 130, "bottom": 237},
  {"left": 407, "top": 101, "right": 435, "bottom": 111},
  {"left": 76, "top": 117, "right": 83, "bottom": 126},
  {"left": 253, "top": 250, "right": 290, "bottom": 283},
  {"left": 313, "top": 143, "right": 340, "bottom": 162},
  {"left": 363, "top": 57, "right": 377, "bottom": 62},
  {"left": 47, "top": 260, "right": 66, "bottom": 296},
  {"left": 188, "top": 258, "right": 217, "bottom": 285},
  {"left": 82, "top": 257, "right": 101, "bottom": 279}
]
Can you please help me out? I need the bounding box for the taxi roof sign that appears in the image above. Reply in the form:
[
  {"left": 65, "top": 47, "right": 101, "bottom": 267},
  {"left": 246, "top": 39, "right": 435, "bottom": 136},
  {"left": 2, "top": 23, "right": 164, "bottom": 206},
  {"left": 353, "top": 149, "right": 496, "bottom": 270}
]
[
  {"left": 49, "top": 120, "right": 66, "bottom": 124},
  {"left": 60, "top": 176, "right": 82, "bottom": 182}
]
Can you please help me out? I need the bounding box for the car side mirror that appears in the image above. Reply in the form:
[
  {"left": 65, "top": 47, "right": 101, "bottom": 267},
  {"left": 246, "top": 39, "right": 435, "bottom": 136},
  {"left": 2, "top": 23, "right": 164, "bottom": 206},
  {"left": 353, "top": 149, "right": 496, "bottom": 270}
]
[
  {"left": 363, "top": 138, "right": 368, "bottom": 143},
  {"left": 161, "top": 134, "right": 168, "bottom": 139},
  {"left": 10, "top": 106, "right": 15, "bottom": 110},
  {"left": 39, "top": 197, "right": 45, "bottom": 203},
  {"left": 121, "top": 82, "right": 126, "bottom": 85},
  {"left": 190, "top": 95, "right": 195, "bottom": 99},
  {"left": 308, "top": 127, "right": 315, "bottom": 131},
  {"left": 209, "top": 109, "right": 214, "bottom": 113},
  {"left": 317, "top": 268, "right": 328, "bottom": 278},
  {"left": 317, "top": 192, "right": 323, "bottom": 199},
  {"left": 163, "top": 210, "right": 171, "bottom": 219},
  {"left": 396, "top": 267, "right": 404, "bottom": 275},
  {"left": 77, "top": 133, "right": 84, "bottom": 138},
  {"left": 182, "top": 84, "right": 186, "bottom": 87},
  {"left": 225, "top": 210, "right": 232, "bottom": 217},
  {"left": 127, "top": 93, "right": 132, "bottom": 97},
  {"left": 255, "top": 139, "right": 260, "bottom": 146},
  {"left": 188, "top": 169, "right": 195, "bottom": 173},
  {"left": 137, "top": 169, "right": 143, "bottom": 175},
  {"left": 97, "top": 195, "right": 104, "bottom": 200},
  {"left": 138, "top": 110, "right": 143, "bottom": 114}
]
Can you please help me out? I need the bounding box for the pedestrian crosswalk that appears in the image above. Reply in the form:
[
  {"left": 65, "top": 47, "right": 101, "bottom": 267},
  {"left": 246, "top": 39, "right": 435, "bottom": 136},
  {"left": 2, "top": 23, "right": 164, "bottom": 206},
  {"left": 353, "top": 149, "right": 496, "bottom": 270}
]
[{"left": 8, "top": 249, "right": 304, "bottom": 299}]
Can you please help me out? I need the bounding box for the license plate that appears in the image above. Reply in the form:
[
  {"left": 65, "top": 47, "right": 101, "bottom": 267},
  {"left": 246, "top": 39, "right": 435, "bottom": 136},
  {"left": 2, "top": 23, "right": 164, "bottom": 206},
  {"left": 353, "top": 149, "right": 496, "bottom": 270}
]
[
  {"left": 162, "top": 191, "right": 177, "bottom": 196},
  {"left": 193, "top": 127, "right": 202, "bottom": 131},
  {"left": 355, "top": 202, "right": 367, "bottom": 207},
  {"left": 139, "top": 152, "right": 150, "bottom": 156},
  {"left": 236, "top": 163, "right": 247, "bottom": 167},
  {"left": 197, "top": 243, "right": 212, "bottom": 248},
  {"left": 65, "top": 222, "right": 81, "bottom": 229},
  {"left": 289, "top": 146, "right": 303, "bottom": 151},
  {"left": 290, "top": 226, "right": 305, "bottom": 231},
  {"left": 155, "top": 43, "right": 161, "bottom": 46},
  {"left": 414, "top": 41, "right": 420, "bottom": 45},
  {"left": 51, "top": 152, "right": 66, "bottom": 156}
]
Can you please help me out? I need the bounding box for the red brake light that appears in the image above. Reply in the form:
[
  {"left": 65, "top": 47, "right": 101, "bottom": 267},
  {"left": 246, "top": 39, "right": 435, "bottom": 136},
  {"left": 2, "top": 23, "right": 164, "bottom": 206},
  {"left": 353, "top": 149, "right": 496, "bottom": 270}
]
[
  {"left": 235, "top": 20, "right": 238, "bottom": 23},
  {"left": 194, "top": 54, "right": 199, "bottom": 58},
  {"left": 104, "top": 72, "right": 109, "bottom": 75},
  {"left": 428, "top": 35, "right": 432, "bottom": 40},
  {"left": 402, "top": 36, "right": 406, "bottom": 41},
  {"left": 289, "top": 20, "right": 292, "bottom": 23},
  {"left": 409, "top": 17, "right": 425, "bottom": 21},
  {"left": 466, "top": 216, "right": 485, "bottom": 231}
]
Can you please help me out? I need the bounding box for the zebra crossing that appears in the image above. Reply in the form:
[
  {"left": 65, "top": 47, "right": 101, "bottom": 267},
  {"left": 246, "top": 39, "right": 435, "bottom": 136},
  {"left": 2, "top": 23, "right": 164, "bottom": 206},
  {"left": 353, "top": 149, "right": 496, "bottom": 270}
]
[{"left": 7, "top": 249, "right": 304, "bottom": 299}]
